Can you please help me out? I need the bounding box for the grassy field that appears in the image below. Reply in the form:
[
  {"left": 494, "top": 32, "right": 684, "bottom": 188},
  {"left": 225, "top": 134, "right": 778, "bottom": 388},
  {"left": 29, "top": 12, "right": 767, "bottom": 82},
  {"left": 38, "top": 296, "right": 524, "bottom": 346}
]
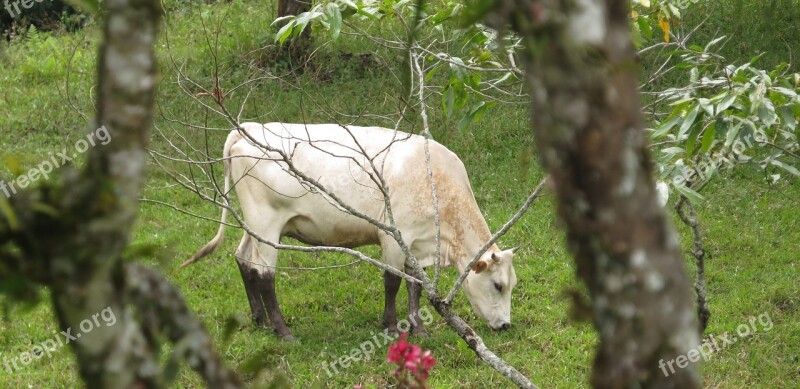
[{"left": 1, "top": 0, "right": 798, "bottom": 388}]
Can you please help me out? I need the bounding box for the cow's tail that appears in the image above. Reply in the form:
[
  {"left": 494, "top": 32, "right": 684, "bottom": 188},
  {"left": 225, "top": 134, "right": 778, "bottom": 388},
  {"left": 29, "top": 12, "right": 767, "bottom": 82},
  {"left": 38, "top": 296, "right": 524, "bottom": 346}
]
[{"left": 179, "top": 131, "right": 240, "bottom": 269}]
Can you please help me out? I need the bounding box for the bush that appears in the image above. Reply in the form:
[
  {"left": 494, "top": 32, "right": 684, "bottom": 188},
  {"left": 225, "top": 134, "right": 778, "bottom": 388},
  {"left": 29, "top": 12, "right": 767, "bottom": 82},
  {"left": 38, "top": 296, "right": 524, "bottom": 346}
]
[{"left": 1, "top": 0, "right": 87, "bottom": 38}]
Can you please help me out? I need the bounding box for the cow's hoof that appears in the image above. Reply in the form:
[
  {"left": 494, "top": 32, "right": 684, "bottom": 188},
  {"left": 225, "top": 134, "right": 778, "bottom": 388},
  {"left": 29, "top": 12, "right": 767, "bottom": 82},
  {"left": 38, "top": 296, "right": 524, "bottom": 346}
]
[
  {"left": 279, "top": 334, "right": 298, "bottom": 342},
  {"left": 384, "top": 326, "right": 399, "bottom": 337}
]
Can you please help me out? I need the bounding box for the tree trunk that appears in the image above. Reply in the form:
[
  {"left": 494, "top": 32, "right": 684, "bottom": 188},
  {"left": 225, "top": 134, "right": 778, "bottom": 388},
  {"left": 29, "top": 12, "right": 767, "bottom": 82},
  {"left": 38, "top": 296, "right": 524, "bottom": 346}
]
[
  {"left": 0, "top": 0, "right": 243, "bottom": 386},
  {"left": 485, "top": 0, "right": 702, "bottom": 387}
]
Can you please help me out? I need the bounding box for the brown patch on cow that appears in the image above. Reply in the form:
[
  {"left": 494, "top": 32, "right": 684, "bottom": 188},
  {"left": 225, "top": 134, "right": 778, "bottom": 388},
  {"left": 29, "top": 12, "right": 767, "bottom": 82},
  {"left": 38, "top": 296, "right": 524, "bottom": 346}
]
[
  {"left": 430, "top": 168, "right": 492, "bottom": 267},
  {"left": 472, "top": 260, "right": 488, "bottom": 273}
]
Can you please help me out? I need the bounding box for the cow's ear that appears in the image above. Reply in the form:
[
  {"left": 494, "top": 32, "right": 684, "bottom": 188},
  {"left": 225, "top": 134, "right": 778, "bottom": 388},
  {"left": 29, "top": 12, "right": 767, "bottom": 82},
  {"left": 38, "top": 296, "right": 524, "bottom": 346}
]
[
  {"left": 491, "top": 253, "right": 500, "bottom": 263},
  {"left": 472, "top": 260, "right": 488, "bottom": 274}
]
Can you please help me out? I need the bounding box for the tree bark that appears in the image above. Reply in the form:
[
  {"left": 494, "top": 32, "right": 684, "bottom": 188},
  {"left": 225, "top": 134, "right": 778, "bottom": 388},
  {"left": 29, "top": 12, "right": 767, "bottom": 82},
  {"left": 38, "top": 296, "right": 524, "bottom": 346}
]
[
  {"left": 0, "top": 0, "right": 243, "bottom": 386},
  {"left": 485, "top": 0, "right": 702, "bottom": 387}
]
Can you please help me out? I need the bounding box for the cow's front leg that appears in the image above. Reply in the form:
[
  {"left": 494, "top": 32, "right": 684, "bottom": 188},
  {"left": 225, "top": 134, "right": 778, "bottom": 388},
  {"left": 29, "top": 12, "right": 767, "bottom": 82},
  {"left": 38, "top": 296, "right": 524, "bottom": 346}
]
[
  {"left": 382, "top": 270, "right": 401, "bottom": 334},
  {"left": 258, "top": 271, "right": 294, "bottom": 341},
  {"left": 405, "top": 266, "right": 428, "bottom": 337}
]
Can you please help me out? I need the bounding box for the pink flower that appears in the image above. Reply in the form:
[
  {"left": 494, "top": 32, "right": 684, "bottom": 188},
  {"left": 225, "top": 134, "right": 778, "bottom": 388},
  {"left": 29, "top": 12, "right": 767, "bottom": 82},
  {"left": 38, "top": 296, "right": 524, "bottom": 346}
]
[
  {"left": 386, "top": 332, "right": 437, "bottom": 388},
  {"left": 418, "top": 350, "right": 436, "bottom": 379}
]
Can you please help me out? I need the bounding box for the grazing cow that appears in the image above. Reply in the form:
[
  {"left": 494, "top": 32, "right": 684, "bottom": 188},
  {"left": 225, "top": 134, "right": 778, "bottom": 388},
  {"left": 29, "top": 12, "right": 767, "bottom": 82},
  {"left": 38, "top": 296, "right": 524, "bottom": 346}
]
[{"left": 182, "top": 122, "right": 519, "bottom": 340}]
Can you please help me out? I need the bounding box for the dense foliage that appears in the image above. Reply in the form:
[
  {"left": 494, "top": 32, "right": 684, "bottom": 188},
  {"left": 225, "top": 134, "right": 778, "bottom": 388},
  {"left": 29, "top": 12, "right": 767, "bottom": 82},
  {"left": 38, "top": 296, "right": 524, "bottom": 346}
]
[{"left": 0, "top": 0, "right": 85, "bottom": 38}]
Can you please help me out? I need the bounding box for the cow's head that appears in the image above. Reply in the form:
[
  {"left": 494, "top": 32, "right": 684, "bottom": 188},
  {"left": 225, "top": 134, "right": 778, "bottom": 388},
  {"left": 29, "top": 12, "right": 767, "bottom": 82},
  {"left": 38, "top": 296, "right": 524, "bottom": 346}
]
[{"left": 462, "top": 247, "right": 519, "bottom": 331}]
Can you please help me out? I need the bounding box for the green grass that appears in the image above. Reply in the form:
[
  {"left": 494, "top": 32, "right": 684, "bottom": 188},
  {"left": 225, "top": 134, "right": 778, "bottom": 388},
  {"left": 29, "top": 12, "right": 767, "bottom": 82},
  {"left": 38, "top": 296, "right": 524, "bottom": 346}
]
[
  {"left": 684, "top": 0, "right": 800, "bottom": 72},
  {"left": 1, "top": 0, "right": 798, "bottom": 388}
]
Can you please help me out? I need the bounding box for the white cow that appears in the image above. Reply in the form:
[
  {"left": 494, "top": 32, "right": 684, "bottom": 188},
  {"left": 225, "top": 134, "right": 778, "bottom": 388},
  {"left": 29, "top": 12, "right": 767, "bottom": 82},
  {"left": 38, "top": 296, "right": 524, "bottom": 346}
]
[{"left": 183, "top": 122, "right": 519, "bottom": 340}]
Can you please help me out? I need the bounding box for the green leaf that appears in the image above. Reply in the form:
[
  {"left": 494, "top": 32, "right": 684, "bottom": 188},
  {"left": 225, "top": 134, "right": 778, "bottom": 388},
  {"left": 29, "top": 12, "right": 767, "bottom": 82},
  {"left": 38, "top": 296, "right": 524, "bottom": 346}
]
[
  {"left": 430, "top": 2, "right": 455, "bottom": 24},
  {"left": 652, "top": 114, "right": 681, "bottom": 138},
  {"left": 637, "top": 17, "right": 653, "bottom": 39},
  {"left": 674, "top": 183, "right": 705, "bottom": 204},
  {"left": 661, "top": 147, "right": 685, "bottom": 155},
  {"left": 271, "top": 15, "right": 295, "bottom": 26},
  {"left": 778, "top": 106, "right": 797, "bottom": 130},
  {"left": 0, "top": 195, "right": 19, "bottom": 231},
  {"left": 668, "top": 3, "right": 681, "bottom": 18},
  {"left": 715, "top": 93, "right": 737, "bottom": 115},
  {"left": 704, "top": 36, "right": 726, "bottom": 51},
  {"left": 471, "top": 100, "right": 496, "bottom": 123},
  {"left": 698, "top": 98, "right": 714, "bottom": 116},
  {"left": 678, "top": 104, "right": 700, "bottom": 140},
  {"left": 772, "top": 87, "right": 797, "bottom": 98},
  {"left": 325, "top": 3, "right": 343, "bottom": 39},
  {"left": 757, "top": 104, "right": 778, "bottom": 127},
  {"left": 275, "top": 21, "right": 296, "bottom": 45},
  {"left": 456, "top": 101, "right": 496, "bottom": 131},
  {"left": 443, "top": 84, "right": 454, "bottom": 117},
  {"left": 685, "top": 121, "right": 702, "bottom": 155},
  {"left": 30, "top": 202, "right": 59, "bottom": 218},
  {"left": 424, "top": 62, "right": 442, "bottom": 82},
  {"left": 770, "top": 160, "right": 800, "bottom": 177},
  {"left": 701, "top": 122, "right": 716, "bottom": 153},
  {"left": 724, "top": 121, "right": 742, "bottom": 148},
  {"left": 457, "top": 114, "right": 472, "bottom": 132}
]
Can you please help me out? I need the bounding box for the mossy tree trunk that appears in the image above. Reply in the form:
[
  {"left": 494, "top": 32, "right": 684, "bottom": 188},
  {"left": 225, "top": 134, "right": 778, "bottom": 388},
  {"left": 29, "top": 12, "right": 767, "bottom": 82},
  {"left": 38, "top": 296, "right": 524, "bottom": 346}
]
[
  {"left": 0, "top": 0, "right": 242, "bottom": 386},
  {"left": 485, "top": 0, "right": 702, "bottom": 387}
]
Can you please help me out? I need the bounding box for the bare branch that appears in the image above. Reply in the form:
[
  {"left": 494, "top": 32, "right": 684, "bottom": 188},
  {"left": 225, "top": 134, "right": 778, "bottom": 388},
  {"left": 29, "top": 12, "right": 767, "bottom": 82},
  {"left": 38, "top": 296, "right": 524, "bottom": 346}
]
[
  {"left": 411, "top": 49, "right": 443, "bottom": 287},
  {"left": 675, "top": 196, "right": 711, "bottom": 332}
]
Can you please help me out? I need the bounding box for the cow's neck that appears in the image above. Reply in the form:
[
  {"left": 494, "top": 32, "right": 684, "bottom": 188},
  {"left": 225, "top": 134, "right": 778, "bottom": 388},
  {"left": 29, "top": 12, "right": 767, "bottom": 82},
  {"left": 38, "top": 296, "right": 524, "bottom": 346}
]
[{"left": 441, "top": 212, "right": 499, "bottom": 269}]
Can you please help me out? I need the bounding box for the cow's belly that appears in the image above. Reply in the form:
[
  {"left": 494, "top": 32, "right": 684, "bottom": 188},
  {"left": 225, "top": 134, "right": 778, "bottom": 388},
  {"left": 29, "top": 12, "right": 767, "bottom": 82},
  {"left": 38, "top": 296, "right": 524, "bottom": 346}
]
[{"left": 280, "top": 204, "right": 381, "bottom": 249}]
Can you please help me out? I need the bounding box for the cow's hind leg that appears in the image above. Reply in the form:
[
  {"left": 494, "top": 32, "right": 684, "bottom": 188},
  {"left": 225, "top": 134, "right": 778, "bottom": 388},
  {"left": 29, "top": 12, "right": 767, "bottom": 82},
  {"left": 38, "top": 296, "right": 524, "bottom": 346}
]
[
  {"left": 254, "top": 240, "right": 294, "bottom": 341},
  {"left": 235, "top": 234, "right": 269, "bottom": 327},
  {"left": 259, "top": 270, "right": 293, "bottom": 341},
  {"left": 382, "top": 271, "right": 401, "bottom": 334},
  {"left": 240, "top": 228, "right": 295, "bottom": 341},
  {"left": 405, "top": 265, "right": 429, "bottom": 337}
]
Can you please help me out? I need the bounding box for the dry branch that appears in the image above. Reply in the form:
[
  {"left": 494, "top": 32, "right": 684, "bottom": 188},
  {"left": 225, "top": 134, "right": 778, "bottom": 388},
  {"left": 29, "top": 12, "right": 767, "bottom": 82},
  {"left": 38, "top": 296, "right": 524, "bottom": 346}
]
[{"left": 675, "top": 196, "right": 711, "bottom": 332}]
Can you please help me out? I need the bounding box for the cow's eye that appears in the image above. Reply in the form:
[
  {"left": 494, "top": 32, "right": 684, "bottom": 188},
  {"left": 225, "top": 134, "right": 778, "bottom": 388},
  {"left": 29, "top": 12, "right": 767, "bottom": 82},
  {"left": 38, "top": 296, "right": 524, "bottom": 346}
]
[{"left": 493, "top": 282, "right": 503, "bottom": 293}]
